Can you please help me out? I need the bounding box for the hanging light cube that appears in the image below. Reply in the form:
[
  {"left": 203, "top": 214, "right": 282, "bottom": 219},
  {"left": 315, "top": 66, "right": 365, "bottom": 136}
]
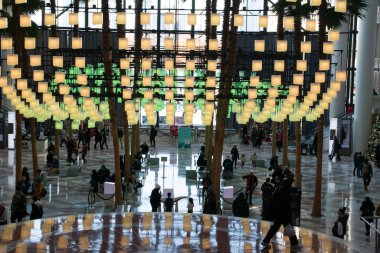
[
  {"left": 15, "top": 0, "right": 27, "bottom": 4},
  {"left": 252, "top": 60, "right": 262, "bottom": 71},
  {"left": 1, "top": 38, "right": 12, "bottom": 50},
  {"left": 283, "top": 16, "right": 294, "bottom": 30},
  {"left": 20, "top": 15, "right": 31, "bottom": 27},
  {"left": 165, "top": 90, "right": 174, "bottom": 100},
  {"left": 165, "top": 59, "right": 174, "bottom": 70},
  {"left": 0, "top": 17, "right": 8, "bottom": 29},
  {"left": 72, "top": 37, "right": 82, "bottom": 49},
  {"left": 311, "top": 0, "right": 321, "bottom": 6},
  {"left": 164, "top": 12, "right": 174, "bottom": 25},
  {"left": 121, "top": 75, "right": 131, "bottom": 86},
  {"left": 271, "top": 75, "right": 281, "bottom": 86},
  {"left": 335, "top": 0, "right": 347, "bottom": 13},
  {"left": 122, "top": 89, "right": 132, "bottom": 99},
  {"left": 328, "top": 30, "right": 340, "bottom": 41},
  {"left": 234, "top": 14, "right": 244, "bottom": 27},
  {"left": 53, "top": 56, "right": 63, "bottom": 67},
  {"left": 38, "top": 82, "right": 48, "bottom": 93},
  {"left": 59, "top": 85, "right": 70, "bottom": 95},
  {"left": 301, "top": 41, "right": 311, "bottom": 53},
  {"left": 92, "top": 12, "right": 103, "bottom": 25},
  {"left": 185, "top": 91, "right": 194, "bottom": 101},
  {"left": 141, "top": 58, "right": 151, "bottom": 70},
  {"left": 165, "top": 76, "right": 174, "bottom": 87},
  {"left": 24, "top": 37, "right": 36, "bottom": 49},
  {"left": 206, "top": 77, "right": 216, "bottom": 88},
  {"left": 142, "top": 76, "right": 151, "bottom": 87},
  {"left": 48, "top": 37, "right": 59, "bottom": 49},
  {"left": 185, "top": 77, "right": 195, "bottom": 87},
  {"left": 207, "top": 60, "right": 217, "bottom": 71},
  {"left": 140, "top": 13, "right": 150, "bottom": 25},
  {"left": 16, "top": 79, "right": 27, "bottom": 90},
  {"left": 116, "top": 12, "right": 127, "bottom": 25},
  {"left": 276, "top": 40, "right": 287, "bottom": 52},
  {"left": 55, "top": 72, "right": 65, "bottom": 83},
  {"left": 323, "top": 42, "right": 334, "bottom": 54},
  {"left": 205, "top": 90, "right": 215, "bottom": 100},
  {"left": 293, "top": 74, "right": 304, "bottom": 85},
  {"left": 141, "top": 37, "right": 151, "bottom": 50},
  {"left": 186, "top": 39, "right": 196, "bottom": 50},
  {"left": 209, "top": 39, "right": 218, "bottom": 51},
  {"left": 305, "top": 19, "right": 316, "bottom": 32},
  {"left": 120, "top": 58, "right": 130, "bottom": 69},
  {"left": 164, "top": 37, "right": 174, "bottom": 50},
  {"left": 254, "top": 40, "right": 265, "bottom": 52},
  {"left": 211, "top": 13, "right": 220, "bottom": 26},
  {"left": 7, "top": 54, "right": 18, "bottom": 66},
  {"left": 77, "top": 74, "right": 87, "bottom": 85},
  {"left": 259, "top": 15, "right": 268, "bottom": 28},
  {"left": 250, "top": 76, "right": 260, "bottom": 86},
  {"left": 187, "top": 13, "right": 197, "bottom": 25},
  {"left": 45, "top": 13, "right": 55, "bottom": 26},
  {"left": 33, "top": 70, "right": 44, "bottom": 81},
  {"left": 268, "top": 87, "right": 278, "bottom": 97},
  {"left": 319, "top": 59, "right": 330, "bottom": 71},
  {"left": 11, "top": 68, "right": 21, "bottom": 79},
  {"left": 330, "top": 81, "right": 341, "bottom": 91},
  {"left": 296, "top": 60, "right": 307, "bottom": 71},
  {"left": 274, "top": 60, "right": 285, "bottom": 72},
  {"left": 315, "top": 72, "right": 326, "bottom": 83},
  {"left": 144, "top": 89, "right": 153, "bottom": 99},
  {"left": 69, "top": 13, "right": 78, "bottom": 25},
  {"left": 186, "top": 60, "right": 195, "bottom": 71},
  {"left": 80, "top": 87, "right": 90, "bottom": 97},
  {"left": 248, "top": 89, "right": 257, "bottom": 99},
  {"left": 75, "top": 57, "right": 86, "bottom": 68},
  {"left": 336, "top": 70, "right": 347, "bottom": 81},
  {"left": 118, "top": 38, "right": 128, "bottom": 50}
]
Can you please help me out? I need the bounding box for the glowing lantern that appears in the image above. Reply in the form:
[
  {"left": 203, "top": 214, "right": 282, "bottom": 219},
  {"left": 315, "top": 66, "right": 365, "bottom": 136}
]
[
  {"left": 254, "top": 40, "right": 265, "bottom": 52},
  {"left": 30, "top": 55, "right": 41, "bottom": 67},
  {"left": 72, "top": 37, "right": 82, "bottom": 49},
  {"left": 252, "top": 60, "right": 262, "bottom": 71},
  {"left": 116, "top": 12, "right": 126, "bottom": 24},
  {"left": 69, "top": 13, "right": 78, "bottom": 25},
  {"left": 45, "top": 13, "right": 55, "bottom": 26},
  {"left": 259, "top": 16, "right": 268, "bottom": 28},
  {"left": 53, "top": 56, "right": 63, "bottom": 67},
  {"left": 118, "top": 38, "right": 128, "bottom": 50},
  {"left": 48, "top": 37, "right": 59, "bottom": 49},
  {"left": 140, "top": 13, "right": 150, "bottom": 25},
  {"left": 92, "top": 12, "right": 103, "bottom": 25},
  {"left": 211, "top": 13, "right": 220, "bottom": 26},
  {"left": 164, "top": 12, "right": 174, "bottom": 25},
  {"left": 187, "top": 13, "right": 197, "bottom": 25},
  {"left": 164, "top": 37, "right": 174, "bottom": 50},
  {"left": 24, "top": 37, "right": 36, "bottom": 50},
  {"left": 20, "top": 15, "right": 31, "bottom": 27}
]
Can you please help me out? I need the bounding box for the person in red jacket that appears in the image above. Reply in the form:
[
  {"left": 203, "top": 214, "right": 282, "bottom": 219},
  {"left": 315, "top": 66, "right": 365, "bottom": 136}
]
[{"left": 242, "top": 170, "right": 258, "bottom": 205}]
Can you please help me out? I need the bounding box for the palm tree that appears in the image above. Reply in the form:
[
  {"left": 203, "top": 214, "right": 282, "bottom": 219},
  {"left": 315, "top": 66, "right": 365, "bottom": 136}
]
[
  {"left": 311, "top": 0, "right": 367, "bottom": 216},
  {"left": 212, "top": 0, "right": 241, "bottom": 207},
  {"left": 101, "top": 0, "right": 122, "bottom": 206}
]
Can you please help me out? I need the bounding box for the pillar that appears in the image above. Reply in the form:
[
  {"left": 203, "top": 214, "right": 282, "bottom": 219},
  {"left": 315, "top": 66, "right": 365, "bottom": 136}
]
[{"left": 353, "top": 0, "right": 378, "bottom": 153}]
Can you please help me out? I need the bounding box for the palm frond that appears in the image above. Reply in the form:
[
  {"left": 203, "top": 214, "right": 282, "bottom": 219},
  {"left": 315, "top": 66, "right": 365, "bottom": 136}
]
[
  {"left": 347, "top": 0, "right": 368, "bottom": 19},
  {"left": 321, "top": 7, "right": 348, "bottom": 29}
]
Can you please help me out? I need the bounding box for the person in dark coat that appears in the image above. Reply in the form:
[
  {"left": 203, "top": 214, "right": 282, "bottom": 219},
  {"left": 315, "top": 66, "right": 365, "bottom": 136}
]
[
  {"left": 10, "top": 185, "right": 27, "bottom": 223},
  {"left": 197, "top": 152, "right": 207, "bottom": 171},
  {"left": 164, "top": 192, "right": 174, "bottom": 212},
  {"left": 362, "top": 159, "right": 373, "bottom": 191},
  {"left": 77, "top": 127, "right": 85, "bottom": 147},
  {"left": 94, "top": 127, "right": 101, "bottom": 150},
  {"left": 100, "top": 127, "right": 108, "bottom": 150},
  {"left": 150, "top": 125, "right": 157, "bottom": 147},
  {"left": 329, "top": 136, "right": 341, "bottom": 161},
  {"left": 356, "top": 152, "right": 365, "bottom": 177},
  {"left": 242, "top": 170, "right": 258, "bottom": 205},
  {"left": 261, "top": 177, "right": 300, "bottom": 250},
  {"left": 222, "top": 156, "right": 233, "bottom": 180},
  {"left": 202, "top": 172, "right": 212, "bottom": 198},
  {"left": 360, "top": 196, "right": 376, "bottom": 236},
  {"left": 232, "top": 193, "right": 249, "bottom": 218},
  {"left": 30, "top": 196, "right": 43, "bottom": 220},
  {"left": 230, "top": 145, "right": 239, "bottom": 169},
  {"left": 353, "top": 152, "right": 359, "bottom": 176},
  {"left": 203, "top": 187, "right": 217, "bottom": 214},
  {"left": 85, "top": 128, "right": 91, "bottom": 150},
  {"left": 140, "top": 142, "right": 149, "bottom": 155},
  {"left": 150, "top": 184, "right": 161, "bottom": 212},
  {"left": 332, "top": 207, "right": 349, "bottom": 239},
  {"left": 261, "top": 177, "right": 274, "bottom": 220}
]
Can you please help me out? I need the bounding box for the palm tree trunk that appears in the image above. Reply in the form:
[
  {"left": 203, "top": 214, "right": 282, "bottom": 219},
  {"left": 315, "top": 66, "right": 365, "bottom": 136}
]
[
  {"left": 295, "top": 121, "right": 302, "bottom": 187},
  {"left": 30, "top": 118, "right": 39, "bottom": 178},
  {"left": 312, "top": 0, "right": 328, "bottom": 217},
  {"left": 102, "top": 0, "right": 122, "bottom": 206},
  {"left": 282, "top": 119, "right": 288, "bottom": 167},
  {"left": 212, "top": 0, "right": 241, "bottom": 208},
  {"left": 272, "top": 122, "right": 276, "bottom": 158}
]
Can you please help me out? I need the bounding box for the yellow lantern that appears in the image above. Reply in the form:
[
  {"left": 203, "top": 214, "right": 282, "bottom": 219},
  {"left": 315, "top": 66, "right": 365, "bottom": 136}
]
[
  {"left": 211, "top": 13, "right": 220, "bottom": 26},
  {"left": 165, "top": 76, "right": 174, "bottom": 87},
  {"left": 293, "top": 74, "right": 304, "bottom": 85},
  {"left": 283, "top": 16, "right": 294, "bottom": 30},
  {"left": 319, "top": 59, "right": 330, "bottom": 71},
  {"left": 289, "top": 85, "right": 299, "bottom": 96},
  {"left": 323, "top": 42, "right": 334, "bottom": 54},
  {"left": 0, "top": 76, "right": 7, "bottom": 87},
  {"left": 234, "top": 14, "right": 244, "bottom": 27},
  {"left": 330, "top": 81, "right": 341, "bottom": 91},
  {"left": 122, "top": 89, "right": 132, "bottom": 99},
  {"left": 296, "top": 60, "right": 307, "bottom": 72},
  {"left": 115, "top": 12, "right": 126, "bottom": 25},
  {"left": 250, "top": 76, "right": 260, "bottom": 86},
  {"left": 186, "top": 39, "right": 196, "bottom": 50},
  {"left": 274, "top": 60, "right": 285, "bottom": 72},
  {"left": 141, "top": 37, "right": 151, "bottom": 50},
  {"left": 141, "top": 58, "right": 151, "bottom": 70},
  {"left": 77, "top": 74, "right": 87, "bottom": 85},
  {"left": 44, "top": 13, "right": 55, "bottom": 26},
  {"left": 11, "top": 68, "right": 21, "bottom": 79},
  {"left": 38, "top": 82, "right": 48, "bottom": 93},
  {"left": 55, "top": 72, "right": 65, "bottom": 83},
  {"left": 248, "top": 89, "right": 257, "bottom": 99},
  {"left": 185, "top": 77, "right": 194, "bottom": 88},
  {"left": 24, "top": 37, "right": 36, "bottom": 50},
  {"left": 301, "top": 41, "right": 311, "bottom": 53},
  {"left": 186, "top": 60, "right": 195, "bottom": 71},
  {"left": 92, "top": 12, "right": 103, "bottom": 25},
  {"left": 30, "top": 55, "right": 41, "bottom": 67},
  {"left": 121, "top": 75, "right": 131, "bottom": 86},
  {"left": 328, "top": 30, "right": 340, "bottom": 41},
  {"left": 185, "top": 91, "right": 194, "bottom": 101},
  {"left": 7, "top": 54, "right": 18, "bottom": 66},
  {"left": 310, "top": 83, "right": 321, "bottom": 94},
  {"left": 187, "top": 13, "right": 197, "bottom": 26},
  {"left": 120, "top": 59, "right": 130, "bottom": 69},
  {"left": 252, "top": 60, "right": 262, "bottom": 71},
  {"left": 165, "top": 59, "right": 174, "bottom": 70},
  {"left": 1, "top": 38, "right": 12, "bottom": 50},
  {"left": 20, "top": 15, "right": 31, "bottom": 27},
  {"left": 75, "top": 57, "right": 86, "bottom": 68},
  {"left": 164, "top": 12, "right": 174, "bottom": 25},
  {"left": 33, "top": 70, "right": 44, "bottom": 81},
  {"left": 118, "top": 38, "right": 128, "bottom": 50},
  {"left": 207, "top": 60, "right": 217, "bottom": 71},
  {"left": 164, "top": 37, "right": 174, "bottom": 50},
  {"left": 0, "top": 17, "right": 8, "bottom": 29},
  {"left": 209, "top": 39, "right": 218, "bottom": 51},
  {"left": 268, "top": 87, "right": 278, "bottom": 98},
  {"left": 48, "top": 37, "right": 59, "bottom": 49},
  {"left": 254, "top": 40, "right": 265, "bottom": 52},
  {"left": 80, "top": 87, "right": 90, "bottom": 97},
  {"left": 53, "top": 56, "right": 63, "bottom": 67},
  {"left": 305, "top": 19, "right": 316, "bottom": 32},
  {"left": 59, "top": 85, "right": 70, "bottom": 95},
  {"left": 259, "top": 16, "right": 268, "bottom": 28},
  {"left": 335, "top": 0, "right": 347, "bottom": 13},
  {"left": 17, "top": 79, "right": 27, "bottom": 90},
  {"left": 336, "top": 70, "right": 347, "bottom": 81},
  {"left": 206, "top": 77, "right": 216, "bottom": 88},
  {"left": 140, "top": 13, "right": 150, "bottom": 25},
  {"left": 142, "top": 76, "right": 151, "bottom": 86},
  {"left": 205, "top": 90, "right": 215, "bottom": 100},
  {"left": 144, "top": 90, "right": 153, "bottom": 99},
  {"left": 72, "top": 37, "right": 82, "bottom": 49},
  {"left": 69, "top": 13, "right": 79, "bottom": 25},
  {"left": 165, "top": 90, "right": 174, "bottom": 100},
  {"left": 271, "top": 75, "right": 281, "bottom": 86},
  {"left": 16, "top": 0, "right": 27, "bottom": 4}
]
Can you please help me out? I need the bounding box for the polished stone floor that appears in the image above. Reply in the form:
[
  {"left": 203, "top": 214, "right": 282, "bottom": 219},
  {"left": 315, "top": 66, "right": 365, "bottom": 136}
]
[{"left": 0, "top": 133, "right": 378, "bottom": 252}]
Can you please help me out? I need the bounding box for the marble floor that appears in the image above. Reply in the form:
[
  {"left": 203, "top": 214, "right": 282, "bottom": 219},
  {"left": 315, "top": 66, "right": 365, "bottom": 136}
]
[{"left": 0, "top": 135, "right": 378, "bottom": 252}]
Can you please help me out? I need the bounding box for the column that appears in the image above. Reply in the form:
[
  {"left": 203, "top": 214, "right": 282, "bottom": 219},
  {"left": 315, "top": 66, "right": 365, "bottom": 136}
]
[{"left": 353, "top": 0, "right": 379, "bottom": 153}]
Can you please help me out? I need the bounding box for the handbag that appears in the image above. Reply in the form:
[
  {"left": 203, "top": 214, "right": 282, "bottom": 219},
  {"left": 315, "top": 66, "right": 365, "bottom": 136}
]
[{"left": 283, "top": 224, "right": 295, "bottom": 237}]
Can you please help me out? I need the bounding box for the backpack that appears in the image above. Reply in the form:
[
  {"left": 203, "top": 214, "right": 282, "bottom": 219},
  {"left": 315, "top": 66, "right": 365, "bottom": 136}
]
[
  {"left": 363, "top": 164, "right": 370, "bottom": 175},
  {"left": 165, "top": 198, "right": 173, "bottom": 212}
]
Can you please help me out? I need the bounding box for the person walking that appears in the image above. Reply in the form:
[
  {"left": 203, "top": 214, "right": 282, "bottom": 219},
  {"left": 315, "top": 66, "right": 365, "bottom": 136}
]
[
  {"left": 360, "top": 197, "right": 376, "bottom": 236},
  {"left": 328, "top": 136, "right": 341, "bottom": 161},
  {"left": 332, "top": 207, "right": 349, "bottom": 239},
  {"left": 242, "top": 170, "right": 258, "bottom": 206},
  {"left": 100, "top": 127, "right": 108, "bottom": 150},
  {"left": 261, "top": 178, "right": 274, "bottom": 220},
  {"left": 240, "top": 154, "right": 246, "bottom": 167},
  {"left": 202, "top": 172, "right": 212, "bottom": 198},
  {"left": 30, "top": 196, "right": 43, "bottom": 220},
  {"left": 80, "top": 144, "right": 88, "bottom": 164},
  {"left": 232, "top": 193, "right": 249, "bottom": 218},
  {"left": 356, "top": 152, "right": 365, "bottom": 177},
  {"left": 118, "top": 128, "right": 123, "bottom": 149},
  {"left": 222, "top": 156, "right": 234, "bottom": 180},
  {"left": 94, "top": 127, "right": 101, "bottom": 149},
  {"left": 150, "top": 184, "right": 161, "bottom": 212},
  {"left": 85, "top": 127, "right": 91, "bottom": 150},
  {"left": 187, "top": 198, "right": 194, "bottom": 213},
  {"left": 362, "top": 159, "right": 373, "bottom": 191},
  {"left": 77, "top": 127, "right": 85, "bottom": 147},
  {"left": 150, "top": 125, "right": 157, "bottom": 147},
  {"left": 164, "top": 192, "right": 174, "bottom": 212},
  {"left": 353, "top": 152, "right": 359, "bottom": 176},
  {"left": 250, "top": 152, "right": 257, "bottom": 169},
  {"left": 10, "top": 185, "right": 27, "bottom": 223},
  {"left": 203, "top": 188, "right": 217, "bottom": 214},
  {"left": 230, "top": 145, "right": 239, "bottom": 169}
]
